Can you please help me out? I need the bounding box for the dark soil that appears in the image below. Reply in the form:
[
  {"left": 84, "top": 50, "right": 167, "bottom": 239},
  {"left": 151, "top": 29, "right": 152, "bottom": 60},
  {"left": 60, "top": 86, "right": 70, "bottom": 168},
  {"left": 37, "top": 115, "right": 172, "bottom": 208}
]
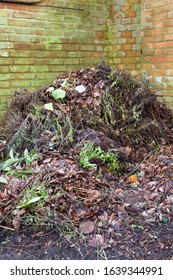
[{"left": 0, "top": 221, "right": 173, "bottom": 260}]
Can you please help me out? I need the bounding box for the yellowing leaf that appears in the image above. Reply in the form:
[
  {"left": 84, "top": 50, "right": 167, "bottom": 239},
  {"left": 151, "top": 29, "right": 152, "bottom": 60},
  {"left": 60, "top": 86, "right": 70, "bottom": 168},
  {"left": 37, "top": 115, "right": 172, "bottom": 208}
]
[
  {"left": 44, "top": 103, "right": 54, "bottom": 112},
  {"left": 129, "top": 175, "right": 138, "bottom": 183}
]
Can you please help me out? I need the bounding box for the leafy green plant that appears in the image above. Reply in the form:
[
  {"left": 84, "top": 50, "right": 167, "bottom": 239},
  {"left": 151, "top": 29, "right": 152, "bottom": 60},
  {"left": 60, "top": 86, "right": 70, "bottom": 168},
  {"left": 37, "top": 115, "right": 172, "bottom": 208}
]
[
  {"left": 0, "top": 148, "right": 20, "bottom": 171},
  {"left": 79, "top": 141, "right": 119, "bottom": 173},
  {"left": 23, "top": 149, "right": 38, "bottom": 166},
  {"left": 17, "top": 183, "right": 48, "bottom": 209},
  {"left": 0, "top": 148, "right": 38, "bottom": 171}
]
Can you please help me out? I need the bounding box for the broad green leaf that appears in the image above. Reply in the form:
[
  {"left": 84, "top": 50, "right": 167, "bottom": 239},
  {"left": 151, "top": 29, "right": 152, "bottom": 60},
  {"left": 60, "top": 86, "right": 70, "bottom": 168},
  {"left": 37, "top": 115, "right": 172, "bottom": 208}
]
[
  {"left": 0, "top": 177, "right": 8, "bottom": 184},
  {"left": 9, "top": 148, "right": 14, "bottom": 159},
  {"left": 44, "top": 103, "right": 54, "bottom": 112},
  {"left": 17, "top": 196, "right": 42, "bottom": 209},
  {"left": 51, "top": 89, "right": 66, "bottom": 100},
  {"left": 24, "top": 148, "right": 29, "bottom": 157},
  {"left": 1, "top": 158, "right": 19, "bottom": 171},
  {"left": 24, "top": 149, "right": 31, "bottom": 165}
]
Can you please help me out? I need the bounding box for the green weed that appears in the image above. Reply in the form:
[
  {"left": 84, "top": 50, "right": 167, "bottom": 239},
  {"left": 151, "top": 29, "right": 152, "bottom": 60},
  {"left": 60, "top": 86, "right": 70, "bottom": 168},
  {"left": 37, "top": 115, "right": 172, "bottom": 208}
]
[
  {"left": 79, "top": 141, "right": 119, "bottom": 173},
  {"left": 17, "top": 182, "right": 48, "bottom": 210}
]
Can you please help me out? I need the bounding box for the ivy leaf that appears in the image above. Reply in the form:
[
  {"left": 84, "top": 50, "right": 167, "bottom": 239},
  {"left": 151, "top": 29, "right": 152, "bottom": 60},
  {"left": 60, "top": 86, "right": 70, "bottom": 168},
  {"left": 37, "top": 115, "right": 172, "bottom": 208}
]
[{"left": 51, "top": 89, "right": 66, "bottom": 100}]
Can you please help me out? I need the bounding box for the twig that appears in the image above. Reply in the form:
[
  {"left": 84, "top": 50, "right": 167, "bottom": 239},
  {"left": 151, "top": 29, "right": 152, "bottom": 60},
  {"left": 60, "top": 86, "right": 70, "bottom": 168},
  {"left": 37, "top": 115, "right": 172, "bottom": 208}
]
[
  {"left": 65, "top": 236, "right": 83, "bottom": 257},
  {"left": 126, "top": 151, "right": 153, "bottom": 176},
  {"left": 0, "top": 225, "right": 15, "bottom": 231}
]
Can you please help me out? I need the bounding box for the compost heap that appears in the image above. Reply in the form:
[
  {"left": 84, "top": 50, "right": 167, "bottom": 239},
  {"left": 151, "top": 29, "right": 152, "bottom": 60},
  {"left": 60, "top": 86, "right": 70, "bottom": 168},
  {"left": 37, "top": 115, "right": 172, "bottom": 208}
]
[{"left": 0, "top": 64, "right": 173, "bottom": 236}]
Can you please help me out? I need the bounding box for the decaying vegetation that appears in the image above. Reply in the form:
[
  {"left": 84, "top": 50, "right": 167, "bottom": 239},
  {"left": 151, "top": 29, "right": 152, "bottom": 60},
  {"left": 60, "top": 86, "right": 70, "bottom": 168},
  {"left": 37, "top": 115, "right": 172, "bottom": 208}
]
[{"left": 0, "top": 64, "right": 173, "bottom": 259}]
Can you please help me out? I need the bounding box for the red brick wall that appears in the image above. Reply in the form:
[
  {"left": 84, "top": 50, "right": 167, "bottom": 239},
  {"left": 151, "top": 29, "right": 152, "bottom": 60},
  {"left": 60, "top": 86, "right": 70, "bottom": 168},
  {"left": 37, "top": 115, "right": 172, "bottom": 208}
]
[
  {"left": 0, "top": 0, "right": 173, "bottom": 119},
  {"left": 107, "top": 0, "right": 173, "bottom": 108},
  {"left": 107, "top": 0, "right": 141, "bottom": 75},
  {"left": 141, "top": 0, "right": 173, "bottom": 107},
  {"left": 0, "top": 0, "right": 107, "bottom": 118}
]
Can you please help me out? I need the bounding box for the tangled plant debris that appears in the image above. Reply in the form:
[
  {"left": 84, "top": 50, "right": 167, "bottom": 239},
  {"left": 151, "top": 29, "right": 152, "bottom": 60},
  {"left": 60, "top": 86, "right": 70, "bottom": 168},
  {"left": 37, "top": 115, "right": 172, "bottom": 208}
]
[{"left": 0, "top": 65, "right": 173, "bottom": 259}]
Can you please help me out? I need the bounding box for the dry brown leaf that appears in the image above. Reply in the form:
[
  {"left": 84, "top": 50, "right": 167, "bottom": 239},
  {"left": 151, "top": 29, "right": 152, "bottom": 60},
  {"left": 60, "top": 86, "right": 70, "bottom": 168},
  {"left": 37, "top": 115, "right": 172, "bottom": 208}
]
[
  {"left": 114, "top": 129, "right": 120, "bottom": 136},
  {"left": 114, "top": 188, "right": 124, "bottom": 197},
  {"left": 84, "top": 190, "right": 102, "bottom": 204},
  {"left": 88, "top": 239, "right": 97, "bottom": 248},
  {"left": 96, "top": 234, "right": 104, "bottom": 244},
  {"left": 108, "top": 213, "right": 115, "bottom": 224},
  {"left": 12, "top": 215, "right": 21, "bottom": 230},
  {"left": 18, "top": 209, "right": 26, "bottom": 216},
  {"left": 42, "top": 158, "right": 52, "bottom": 164},
  {"left": 124, "top": 146, "right": 132, "bottom": 157},
  {"left": 79, "top": 220, "right": 95, "bottom": 234}
]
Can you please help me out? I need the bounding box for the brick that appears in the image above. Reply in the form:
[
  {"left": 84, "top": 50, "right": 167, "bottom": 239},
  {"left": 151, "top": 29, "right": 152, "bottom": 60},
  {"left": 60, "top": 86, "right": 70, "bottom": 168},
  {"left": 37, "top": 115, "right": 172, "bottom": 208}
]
[
  {"left": 9, "top": 66, "right": 30, "bottom": 73},
  {"left": 68, "top": 52, "right": 77, "bottom": 57},
  {"left": 121, "top": 31, "right": 132, "bottom": 37},
  {"left": 30, "top": 65, "right": 49, "bottom": 72},
  {"left": 0, "top": 81, "right": 10, "bottom": 88},
  {"left": 8, "top": 19, "right": 27, "bottom": 27},
  {"left": 13, "top": 43, "right": 34, "bottom": 50},
  {"left": 49, "top": 65, "right": 67, "bottom": 72},
  {"left": 14, "top": 73, "right": 35, "bottom": 80},
  {"left": 64, "top": 58, "right": 80, "bottom": 65},
  {"left": 0, "top": 51, "right": 9, "bottom": 57},
  {"left": 9, "top": 51, "right": 31, "bottom": 58},
  {"left": 14, "top": 58, "right": 35, "bottom": 65},
  {"left": 10, "top": 80, "right": 31, "bottom": 87},
  {"left": 126, "top": 11, "right": 136, "bottom": 18},
  {"left": 46, "top": 58, "right": 64, "bottom": 65},
  {"left": 0, "top": 42, "right": 14, "bottom": 49},
  {"left": 0, "top": 58, "right": 13, "bottom": 65},
  {"left": 121, "top": 44, "right": 132, "bottom": 51},
  {"left": 0, "top": 3, "right": 5, "bottom": 8},
  {"left": 30, "top": 80, "right": 46, "bottom": 87}
]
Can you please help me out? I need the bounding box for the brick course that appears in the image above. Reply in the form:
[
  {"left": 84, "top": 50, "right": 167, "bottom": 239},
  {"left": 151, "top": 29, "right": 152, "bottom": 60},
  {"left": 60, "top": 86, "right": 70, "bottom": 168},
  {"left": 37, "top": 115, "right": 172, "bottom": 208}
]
[{"left": 0, "top": 0, "right": 173, "bottom": 117}]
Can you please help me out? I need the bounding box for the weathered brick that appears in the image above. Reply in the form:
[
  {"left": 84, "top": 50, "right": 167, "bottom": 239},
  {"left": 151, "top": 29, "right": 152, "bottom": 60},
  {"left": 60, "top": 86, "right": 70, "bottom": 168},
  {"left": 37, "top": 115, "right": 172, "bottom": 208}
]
[
  {"left": 10, "top": 80, "right": 31, "bottom": 87},
  {"left": 9, "top": 66, "right": 30, "bottom": 73},
  {"left": 0, "top": 0, "right": 173, "bottom": 117}
]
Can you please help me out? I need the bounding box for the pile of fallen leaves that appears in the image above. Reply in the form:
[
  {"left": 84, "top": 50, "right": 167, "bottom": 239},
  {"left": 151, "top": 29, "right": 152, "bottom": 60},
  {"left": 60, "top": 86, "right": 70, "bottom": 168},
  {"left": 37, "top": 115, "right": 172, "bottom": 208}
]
[
  {"left": 0, "top": 64, "right": 173, "bottom": 241},
  {"left": 2, "top": 64, "right": 173, "bottom": 154}
]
